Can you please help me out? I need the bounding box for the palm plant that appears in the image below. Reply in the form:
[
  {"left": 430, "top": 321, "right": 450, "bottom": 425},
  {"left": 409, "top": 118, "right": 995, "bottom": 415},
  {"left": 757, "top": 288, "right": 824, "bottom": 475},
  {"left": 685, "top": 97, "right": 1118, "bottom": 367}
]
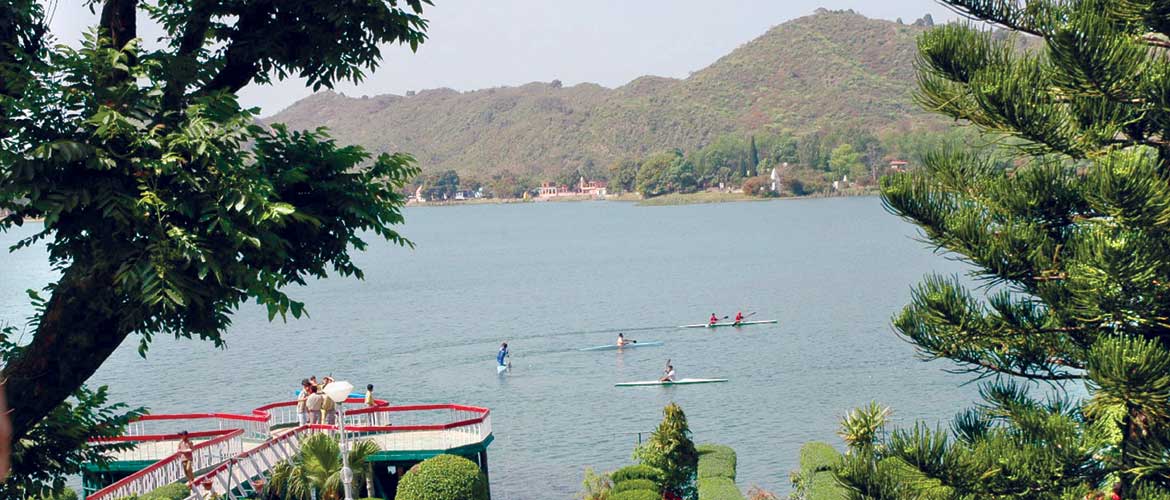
[{"left": 266, "top": 432, "right": 380, "bottom": 500}]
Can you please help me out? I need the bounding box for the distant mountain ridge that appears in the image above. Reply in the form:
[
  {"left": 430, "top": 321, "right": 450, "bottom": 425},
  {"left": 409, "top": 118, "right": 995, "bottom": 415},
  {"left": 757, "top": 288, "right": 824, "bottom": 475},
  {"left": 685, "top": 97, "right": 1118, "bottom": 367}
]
[{"left": 267, "top": 10, "right": 945, "bottom": 178}]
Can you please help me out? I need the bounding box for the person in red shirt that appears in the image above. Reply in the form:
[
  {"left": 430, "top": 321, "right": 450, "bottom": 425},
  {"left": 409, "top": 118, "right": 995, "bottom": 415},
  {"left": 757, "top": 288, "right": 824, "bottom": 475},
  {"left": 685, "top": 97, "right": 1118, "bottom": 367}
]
[
  {"left": 734, "top": 311, "right": 744, "bottom": 325},
  {"left": 708, "top": 313, "right": 719, "bottom": 326}
]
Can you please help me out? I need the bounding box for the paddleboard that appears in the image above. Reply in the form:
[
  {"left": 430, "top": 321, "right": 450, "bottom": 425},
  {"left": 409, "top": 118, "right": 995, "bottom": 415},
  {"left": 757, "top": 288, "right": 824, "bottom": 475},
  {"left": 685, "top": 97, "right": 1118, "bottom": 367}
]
[
  {"left": 615, "top": 378, "right": 729, "bottom": 387},
  {"left": 579, "top": 341, "right": 664, "bottom": 352},
  {"left": 497, "top": 364, "right": 508, "bottom": 374},
  {"left": 678, "top": 319, "right": 778, "bottom": 329}
]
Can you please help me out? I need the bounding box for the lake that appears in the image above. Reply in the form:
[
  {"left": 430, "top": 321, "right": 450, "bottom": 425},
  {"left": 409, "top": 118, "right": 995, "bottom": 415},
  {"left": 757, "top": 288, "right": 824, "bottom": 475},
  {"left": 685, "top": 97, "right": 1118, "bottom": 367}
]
[{"left": 0, "top": 197, "right": 980, "bottom": 498}]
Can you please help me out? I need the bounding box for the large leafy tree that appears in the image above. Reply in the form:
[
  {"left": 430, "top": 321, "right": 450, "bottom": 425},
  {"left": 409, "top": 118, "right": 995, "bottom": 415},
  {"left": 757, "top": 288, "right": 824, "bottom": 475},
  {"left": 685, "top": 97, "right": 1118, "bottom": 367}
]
[
  {"left": 0, "top": 0, "right": 429, "bottom": 447},
  {"left": 834, "top": 0, "right": 1170, "bottom": 498}
]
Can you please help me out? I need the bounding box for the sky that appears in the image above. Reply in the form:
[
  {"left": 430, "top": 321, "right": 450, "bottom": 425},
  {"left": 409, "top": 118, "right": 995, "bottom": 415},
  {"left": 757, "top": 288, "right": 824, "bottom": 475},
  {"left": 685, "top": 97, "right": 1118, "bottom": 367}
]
[{"left": 46, "top": 1, "right": 958, "bottom": 117}]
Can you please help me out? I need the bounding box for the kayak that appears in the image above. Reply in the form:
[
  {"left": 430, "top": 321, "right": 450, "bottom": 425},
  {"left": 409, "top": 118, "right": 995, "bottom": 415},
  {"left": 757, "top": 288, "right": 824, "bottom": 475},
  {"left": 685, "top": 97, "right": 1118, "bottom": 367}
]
[
  {"left": 615, "top": 378, "right": 729, "bottom": 387},
  {"left": 579, "top": 341, "right": 664, "bottom": 352},
  {"left": 497, "top": 364, "right": 508, "bottom": 374},
  {"left": 678, "top": 319, "right": 778, "bottom": 329}
]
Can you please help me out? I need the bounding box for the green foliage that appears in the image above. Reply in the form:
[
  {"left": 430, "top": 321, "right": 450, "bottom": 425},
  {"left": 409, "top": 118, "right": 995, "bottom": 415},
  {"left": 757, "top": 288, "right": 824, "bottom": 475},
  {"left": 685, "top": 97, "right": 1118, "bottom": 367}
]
[
  {"left": 612, "top": 479, "right": 658, "bottom": 493},
  {"left": 395, "top": 454, "right": 489, "bottom": 500},
  {"left": 610, "top": 464, "right": 664, "bottom": 484},
  {"left": 578, "top": 467, "right": 613, "bottom": 500},
  {"left": 608, "top": 490, "right": 662, "bottom": 500},
  {"left": 634, "top": 403, "right": 699, "bottom": 499},
  {"left": 38, "top": 488, "right": 79, "bottom": 500},
  {"left": 837, "top": 0, "right": 1170, "bottom": 498},
  {"left": 139, "top": 483, "right": 190, "bottom": 500},
  {"left": 697, "top": 477, "right": 745, "bottom": 500},
  {"left": 696, "top": 444, "right": 737, "bottom": 481},
  {"left": 266, "top": 433, "right": 380, "bottom": 500},
  {"left": 114, "top": 483, "right": 189, "bottom": 500},
  {"left": 0, "top": 0, "right": 428, "bottom": 482}
]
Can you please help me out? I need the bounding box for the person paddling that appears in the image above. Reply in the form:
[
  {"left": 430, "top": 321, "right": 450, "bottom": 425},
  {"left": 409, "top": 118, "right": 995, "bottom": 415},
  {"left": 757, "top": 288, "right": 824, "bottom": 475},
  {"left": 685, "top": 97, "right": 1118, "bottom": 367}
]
[
  {"left": 734, "top": 311, "right": 744, "bottom": 325},
  {"left": 708, "top": 313, "right": 719, "bottom": 326},
  {"left": 617, "top": 333, "right": 636, "bottom": 347},
  {"left": 497, "top": 342, "right": 510, "bottom": 367},
  {"left": 659, "top": 362, "right": 676, "bottom": 382}
]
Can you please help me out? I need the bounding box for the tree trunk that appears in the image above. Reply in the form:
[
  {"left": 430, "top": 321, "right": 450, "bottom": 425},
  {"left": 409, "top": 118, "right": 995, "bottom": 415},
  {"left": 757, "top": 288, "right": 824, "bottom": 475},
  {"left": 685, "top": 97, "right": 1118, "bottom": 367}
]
[{"left": 1, "top": 266, "right": 130, "bottom": 441}]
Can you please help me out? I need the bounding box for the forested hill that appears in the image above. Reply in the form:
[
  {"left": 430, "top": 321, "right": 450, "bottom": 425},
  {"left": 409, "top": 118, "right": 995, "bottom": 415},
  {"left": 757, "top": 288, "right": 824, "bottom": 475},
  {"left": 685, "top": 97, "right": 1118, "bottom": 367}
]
[{"left": 266, "top": 9, "right": 945, "bottom": 178}]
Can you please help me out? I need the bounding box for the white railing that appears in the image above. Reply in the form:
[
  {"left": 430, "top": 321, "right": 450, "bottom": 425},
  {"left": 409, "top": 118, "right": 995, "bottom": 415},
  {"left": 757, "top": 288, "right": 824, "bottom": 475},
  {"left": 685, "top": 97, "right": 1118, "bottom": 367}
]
[
  {"left": 90, "top": 429, "right": 244, "bottom": 500},
  {"left": 185, "top": 427, "right": 308, "bottom": 500}
]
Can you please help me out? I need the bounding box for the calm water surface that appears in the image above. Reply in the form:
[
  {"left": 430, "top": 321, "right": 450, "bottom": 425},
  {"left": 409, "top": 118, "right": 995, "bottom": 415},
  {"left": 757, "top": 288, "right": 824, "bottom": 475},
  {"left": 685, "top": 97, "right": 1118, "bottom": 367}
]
[{"left": 0, "top": 197, "right": 980, "bottom": 499}]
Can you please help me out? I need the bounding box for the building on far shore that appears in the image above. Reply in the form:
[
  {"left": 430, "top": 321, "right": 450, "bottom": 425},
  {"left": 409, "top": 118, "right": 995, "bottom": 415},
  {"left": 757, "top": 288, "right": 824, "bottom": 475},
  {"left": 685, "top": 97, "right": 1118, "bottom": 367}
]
[{"left": 537, "top": 177, "right": 607, "bottom": 199}]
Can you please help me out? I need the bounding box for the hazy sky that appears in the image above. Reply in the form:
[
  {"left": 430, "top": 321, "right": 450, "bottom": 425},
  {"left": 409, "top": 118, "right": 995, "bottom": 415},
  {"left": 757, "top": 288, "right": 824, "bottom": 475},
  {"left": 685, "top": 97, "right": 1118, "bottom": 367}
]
[{"left": 47, "top": 1, "right": 958, "bottom": 117}]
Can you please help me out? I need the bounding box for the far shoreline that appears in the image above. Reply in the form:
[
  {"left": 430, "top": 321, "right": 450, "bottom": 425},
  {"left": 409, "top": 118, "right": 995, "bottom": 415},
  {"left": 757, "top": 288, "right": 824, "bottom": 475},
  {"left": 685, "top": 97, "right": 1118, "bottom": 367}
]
[{"left": 405, "top": 188, "right": 879, "bottom": 208}]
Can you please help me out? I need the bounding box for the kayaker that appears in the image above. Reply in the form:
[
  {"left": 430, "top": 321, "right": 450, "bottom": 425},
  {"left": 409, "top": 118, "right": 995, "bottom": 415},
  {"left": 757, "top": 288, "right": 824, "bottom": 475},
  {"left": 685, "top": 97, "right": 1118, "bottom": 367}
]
[
  {"left": 708, "top": 313, "right": 719, "bottom": 326},
  {"left": 659, "top": 363, "right": 676, "bottom": 382},
  {"left": 734, "top": 311, "right": 744, "bottom": 325},
  {"left": 497, "top": 342, "right": 510, "bottom": 367},
  {"left": 617, "top": 333, "right": 635, "bottom": 347}
]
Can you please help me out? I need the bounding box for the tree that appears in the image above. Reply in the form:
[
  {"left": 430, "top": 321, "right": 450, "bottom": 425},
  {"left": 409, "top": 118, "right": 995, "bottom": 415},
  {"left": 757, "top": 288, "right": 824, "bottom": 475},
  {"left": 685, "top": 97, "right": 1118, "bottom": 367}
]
[
  {"left": 0, "top": 0, "right": 429, "bottom": 447},
  {"left": 749, "top": 135, "right": 760, "bottom": 174},
  {"left": 636, "top": 151, "right": 682, "bottom": 197},
  {"left": 634, "top": 403, "right": 698, "bottom": 500},
  {"left": 608, "top": 158, "right": 639, "bottom": 194},
  {"left": 836, "top": 1, "right": 1170, "bottom": 498},
  {"left": 267, "top": 433, "right": 381, "bottom": 500},
  {"left": 828, "top": 143, "right": 862, "bottom": 179}
]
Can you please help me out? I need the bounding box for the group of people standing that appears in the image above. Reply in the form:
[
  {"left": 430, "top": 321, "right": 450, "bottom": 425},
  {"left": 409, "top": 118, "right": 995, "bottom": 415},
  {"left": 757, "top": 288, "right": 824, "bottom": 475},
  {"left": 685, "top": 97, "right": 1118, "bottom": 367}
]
[{"left": 295, "top": 375, "right": 377, "bottom": 425}]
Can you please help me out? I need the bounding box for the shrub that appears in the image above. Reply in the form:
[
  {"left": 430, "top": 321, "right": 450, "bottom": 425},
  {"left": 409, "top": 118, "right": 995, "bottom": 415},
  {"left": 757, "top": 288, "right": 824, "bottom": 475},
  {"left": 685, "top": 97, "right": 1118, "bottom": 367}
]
[
  {"left": 740, "top": 176, "right": 777, "bottom": 197},
  {"left": 395, "top": 454, "right": 489, "bottom": 500},
  {"left": 807, "top": 473, "right": 847, "bottom": 500},
  {"left": 791, "top": 442, "right": 846, "bottom": 500},
  {"left": 139, "top": 483, "right": 190, "bottom": 500},
  {"left": 609, "top": 490, "right": 662, "bottom": 500},
  {"left": 579, "top": 467, "right": 613, "bottom": 500},
  {"left": 42, "top": 489, "right": 79, "bottom": 500},
  {"left": 697, "top": 477, "right": 745, "bottom": 500},
  {"left": 612, "top": 479, "right": 658, "bottom": 493},
  {"left": 610, "top": 464, "right": 663, "bottom": 483},
  {"left": 634, "top": 403, "right": 698, "bottom": 500},
  {"left": 696, "top": 444, "right": 737, "bottom": 481}
]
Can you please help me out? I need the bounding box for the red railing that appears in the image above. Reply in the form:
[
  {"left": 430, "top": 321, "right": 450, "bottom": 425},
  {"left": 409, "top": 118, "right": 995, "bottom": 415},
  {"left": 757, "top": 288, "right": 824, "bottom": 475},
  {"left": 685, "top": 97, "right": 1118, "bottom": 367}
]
[{"left": 86, "top": 400, "right": 490, "bottom": 500}]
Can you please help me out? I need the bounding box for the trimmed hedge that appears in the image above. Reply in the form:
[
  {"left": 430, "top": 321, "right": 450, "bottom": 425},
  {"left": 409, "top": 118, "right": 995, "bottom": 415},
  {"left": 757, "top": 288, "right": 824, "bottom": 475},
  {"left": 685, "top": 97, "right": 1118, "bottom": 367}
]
[
  {"left": 797, "top": 442, "right": 846, "bottom": 500},
  {"left": 115, "top": 483, "right": 191, "bottom": 500},
  {"left": 610, "top": 490, "right": 662, "bottom": 500},
  {"left": 697, "top": 444, "right": 737, "bottom": 481},
  {"left": 799, "top": 442, "right": 840, "bottom": 473},
  {"left": 610, "top": 464, "right": 663, "bottom": 483},
  {"left": 612, "top": 478, "right": 659, "bottom": 493},
  {"left": 396, "top": 454, "right": 489, "bottom": 500},
  {"left": 697, "top": 477, "right": 745, "bottom": 500}
]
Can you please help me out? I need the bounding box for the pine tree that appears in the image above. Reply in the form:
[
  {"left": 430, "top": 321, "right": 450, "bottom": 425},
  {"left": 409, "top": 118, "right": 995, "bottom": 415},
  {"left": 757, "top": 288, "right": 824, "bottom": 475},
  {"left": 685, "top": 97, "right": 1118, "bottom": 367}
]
[
  {"left": 833, "top": 1, "right": 1170, "bottom": 498},
  {"left": 749, "top": 135, "right": 760, "bottom": 174},
  {"left": 635, "top": 403, "right": 699, "bottom": 500}
]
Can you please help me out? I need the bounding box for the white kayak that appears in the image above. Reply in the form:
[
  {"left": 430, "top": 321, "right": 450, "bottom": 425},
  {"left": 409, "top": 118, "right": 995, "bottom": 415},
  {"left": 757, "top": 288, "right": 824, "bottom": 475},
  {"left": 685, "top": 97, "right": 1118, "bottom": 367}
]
[
  {"left": 579, "top": 341, "right": 664, "bottom": 352},
  {"left": 615, "top": 378, "right": 729, "bottom": 387},
  {"left": 497, "top": 364, "right": 509, "bottom": 374},
  {"left": 679, "top": 319, "right": 778, "bottom": 329}
]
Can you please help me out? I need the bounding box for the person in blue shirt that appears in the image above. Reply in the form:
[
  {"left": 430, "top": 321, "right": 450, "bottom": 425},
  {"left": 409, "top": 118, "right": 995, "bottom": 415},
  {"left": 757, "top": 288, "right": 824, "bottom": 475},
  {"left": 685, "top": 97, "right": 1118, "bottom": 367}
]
[{"left": 497, "top": 342, "right": 509, "bottom": 367}]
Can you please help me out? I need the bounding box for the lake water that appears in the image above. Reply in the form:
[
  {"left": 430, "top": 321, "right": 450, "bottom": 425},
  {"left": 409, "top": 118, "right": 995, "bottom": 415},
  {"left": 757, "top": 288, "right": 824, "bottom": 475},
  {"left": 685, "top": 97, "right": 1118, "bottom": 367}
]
[{"left": 0, "top": 197, "right": 981, "bottom": 499}]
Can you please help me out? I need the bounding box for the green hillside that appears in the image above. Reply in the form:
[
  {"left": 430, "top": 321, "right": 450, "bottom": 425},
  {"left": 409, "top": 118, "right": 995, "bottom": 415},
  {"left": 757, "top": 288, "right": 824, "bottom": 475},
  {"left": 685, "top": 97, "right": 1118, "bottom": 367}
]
[{"left": 267, "top": 10, "right": 946, "bottom": 180}]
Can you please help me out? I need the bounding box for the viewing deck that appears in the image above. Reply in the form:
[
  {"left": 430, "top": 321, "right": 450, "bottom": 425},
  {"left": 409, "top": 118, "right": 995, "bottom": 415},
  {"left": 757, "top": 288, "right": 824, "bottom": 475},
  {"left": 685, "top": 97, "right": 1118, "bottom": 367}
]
[{"left": 83, "top": 398, "right": 493, "bottom": 500}]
